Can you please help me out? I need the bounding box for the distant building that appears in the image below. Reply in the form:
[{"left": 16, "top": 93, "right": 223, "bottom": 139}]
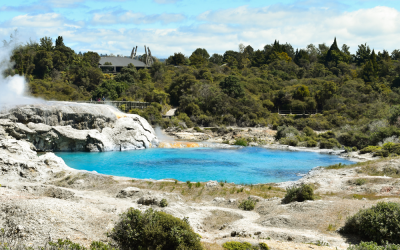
[{"left": 99, "top": 57, "right": 148, "bottom": 73}]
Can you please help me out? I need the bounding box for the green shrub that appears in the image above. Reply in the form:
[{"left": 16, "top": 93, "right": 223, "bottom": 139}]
[
  {"left": 275, "top": 126, "right": 299, "bottom": 140},
  {"left": 355, "top": 178, "right": 367, "bottom": 186},
  {"left": 342, "top": 202, "right": 400, "bottom": 244},
  {"left": 319, "top": 131, "right": 336, "bottom": 139},
  {"left": 374, "top": 150, "right": 389, "bottom": 157},
  {"left": 24, "top": 239, "right": 117, "bottom": 250},
  {"left": 223, "top": 241, "right": 252, "bottom": 250},
  {"left": 195, "top": 182, "right": 201, "bottom": 188},
  {"left": 159, "top": 199, "right": 168, "bottom": 207},
  {"left": 319, "top": 138, "right": 340, "bottom": 149},
  {"left": 306, "top": 139, "right": 318, "bottom": 147},
  {"left": 234, "top": 138, "right": 248, "bottom": 146},
  {"left": 359, "top": 146, "right": 383, "bottom": 154},
  {"left": 108, "top": 208, "right": 202, "bottom": 250},
  {"left": 280, "top": 136, "right": 299, "bottom": 146},
  {"left": 303, "top": 126, "right": 316, "bottom": 137},
  {"left": 222, "top": 241, "right": 269, "bottom": 250},
  {"left": 383, "top": 142, "right": 396, "bottom": 152},
  {"left": 238, "top": 198, "right": 257, "bottom": 211},
  {"left": 283, "top": 184, "right": 314, "bottom": 203},
  {"left": 325, "top": 163, "right": 347, "bottom": 169},
  {"left": 259, "top": 243, "right": 270, "bottom": 250},
  {"left": 348, "top": 242, "right": 400, "bottom": 250},
  {"left": 194, "top": 127, "right": 203, "bottom": 132}
]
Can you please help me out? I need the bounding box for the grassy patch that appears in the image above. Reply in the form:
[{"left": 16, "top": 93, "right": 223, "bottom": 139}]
[{"left": 358, "top": 164, "right": 400, "bottom": 178}]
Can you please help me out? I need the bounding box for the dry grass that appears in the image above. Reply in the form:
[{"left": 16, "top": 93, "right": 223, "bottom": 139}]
[
  {"left": 52, "top": 173, "right": 117, "bottom": 191},
  {"left": 203, "top": 210, "right": 243, "bottom": 231},
  {"left": 122, "top": 180, "right": 286, "bottom": 202},
  {"left": 202, "top": 242, "right": 224, "bottom": 250},
  {"left": 357, "top": 163, "right": 400, "bottom": 178}
]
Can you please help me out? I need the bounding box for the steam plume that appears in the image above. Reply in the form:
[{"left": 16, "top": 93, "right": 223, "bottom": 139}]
[{"left": 0, "top": 39, "right": 43, "bottom": 111}]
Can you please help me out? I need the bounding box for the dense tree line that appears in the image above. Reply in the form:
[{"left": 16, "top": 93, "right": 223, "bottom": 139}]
[{"left": 6, "top": 35, "right": 400, "bottom": 152}]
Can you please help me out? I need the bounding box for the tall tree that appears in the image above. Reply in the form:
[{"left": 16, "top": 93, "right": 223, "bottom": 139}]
[
  {"left": 40, "top": 36, "right": 53, "bottom": 51},
  {"left": 55, "top": 36, "right": 65, "bottom": 48},
  {"left": 191, "top": 48, "right": 210, "bottom": 59},
  {"left": 166, "top": 52, "right": 186, "bottom": 66},
  {"left": 355, "top": 43, "right": 371, "bottom": 65}
]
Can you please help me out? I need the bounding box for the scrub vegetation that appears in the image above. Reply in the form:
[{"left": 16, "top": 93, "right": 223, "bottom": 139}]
[{"left": 6, "top": 35, "right": 400, "bottom": 154}]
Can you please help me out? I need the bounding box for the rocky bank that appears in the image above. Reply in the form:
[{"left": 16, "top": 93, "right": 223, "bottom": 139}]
[{"left": 0, "top": 103, "right": 159, "bottom": 152}]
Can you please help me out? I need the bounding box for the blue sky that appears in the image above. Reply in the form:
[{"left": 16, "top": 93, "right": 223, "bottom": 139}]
[{"left": 1, "top": 0, "right": 400, "bottom": 57}]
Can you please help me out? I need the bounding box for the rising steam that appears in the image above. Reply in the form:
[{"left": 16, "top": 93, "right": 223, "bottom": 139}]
[{"left": 0, "top": 39, "right": 43, "bottom": 111}]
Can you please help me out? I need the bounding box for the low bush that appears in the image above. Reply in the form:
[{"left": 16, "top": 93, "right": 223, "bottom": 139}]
[
  {"left": 238, "top": 198, "right": 257, "bottom": 211},
  {"left": 360, "top": 146, "right": 383, "bottom": 154},
  {"left": 348, "top": 242, "right": 400, "bottom": 250},
  {"left": 108, "top": 208, "right": 202, "bottom": 250},
  {"left": 234, "top": 138, "right": 248, "bottom": 146},
  {"left": 283, "top": 184, "right": 314, "bottom": 203},
  {"left": 275, "top": 126, "right": 300, "bottom": 140},
  {"left": 280, "top": 136, "right": 299, "bottom": 146},
  {"left": 303, "top": 126, "right": 316, "bottom": 137},
  {"left": 222, "top": 241, "right": 269, "bottom": 250},
  {"left": 0, "top": 238, "right": 116, "bottom": 250},
  {"left": 374, "top": 150, "right": 389, "bottom": 157},
  {"left": 341, "top": 202, "right": 400, "bottom": 244},
  {"left": 355, "top": 178, "right": 367, "bottom": 186},
  {"left": 159, "top": 198, "right": 168, "bottom": 207},
  {"left": 319, "top": 138, "right": 340, "bottom": 149},
  {"left": 306, "top": 139, "right": 318, "bottom": 147},
  {"left": 194, "top": 127, "right": 203, "bottom": 132},
  {"left": 325, "top": 163, "right": 347, "bottom": 169}
]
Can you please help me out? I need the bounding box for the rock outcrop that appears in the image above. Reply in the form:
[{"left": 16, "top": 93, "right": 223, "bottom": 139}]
[
  {"left": 0, "top": 138, "right": 70, "bottom": 182},
  {"left": 0, "top": 103, "right": 159, "bottom": 152}
]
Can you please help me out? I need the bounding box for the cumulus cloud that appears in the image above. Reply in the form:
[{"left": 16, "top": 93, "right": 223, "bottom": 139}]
[
  {"left": 91, "top": 11, "right": 186, "bottom": 25},
  {"left": 3, "top": 5, "right": 400, "bottom": 57}
]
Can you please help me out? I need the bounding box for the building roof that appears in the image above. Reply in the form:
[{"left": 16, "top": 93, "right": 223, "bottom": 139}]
[{"left": 99, "top": 57, "right": 147, "bottom": 67}]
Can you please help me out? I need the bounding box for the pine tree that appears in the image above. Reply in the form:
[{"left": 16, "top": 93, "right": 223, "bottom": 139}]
[
  {"left": 362, "top": 60, "right": 376, "bottom": 82},
  {"left": 326, "top": 37, "right": 344, "bottom": 65},
  {"left": 330, "top": 37, "right": 340, "bottom": 51}
]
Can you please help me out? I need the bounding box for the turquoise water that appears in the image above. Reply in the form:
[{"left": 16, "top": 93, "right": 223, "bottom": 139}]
[{"left": 56, "top": 147, "right": 354, "bottom": 184}]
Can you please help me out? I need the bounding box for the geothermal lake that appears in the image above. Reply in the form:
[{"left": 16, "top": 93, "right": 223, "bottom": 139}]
[{"left": 56, "top": 147, "right": 354, "bottom": 184}]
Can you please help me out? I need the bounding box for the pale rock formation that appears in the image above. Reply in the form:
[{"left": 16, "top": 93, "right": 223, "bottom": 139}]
[
  {"left": 0, "top": 139, "right": 71, "bottom": 182},
  {"left": 0, "top": 103, "right": 159, "bottom": 152}
]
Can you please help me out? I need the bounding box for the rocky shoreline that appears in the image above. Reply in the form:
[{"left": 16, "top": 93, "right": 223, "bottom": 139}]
[{"left": 164, "top": 126, "right": 377, "bottom": 162}]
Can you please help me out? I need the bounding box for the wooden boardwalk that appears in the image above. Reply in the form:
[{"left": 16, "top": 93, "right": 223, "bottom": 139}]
[
  {"left": 272, "top": 109, "right": 323, "bottom": 115},
  {"left": 78, "top": 101, "right": 150, "bottom": 111}
]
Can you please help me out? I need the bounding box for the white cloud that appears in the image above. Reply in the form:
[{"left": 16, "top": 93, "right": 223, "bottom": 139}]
[
  {"left": 91, "top": 11, "right": 186, "bottom": 25},
  {"left": 8, "top": 13, "right": 66, "bottom": 28},
  {"left": 3, "top": 6, "right": 400, "bottom": 57}
]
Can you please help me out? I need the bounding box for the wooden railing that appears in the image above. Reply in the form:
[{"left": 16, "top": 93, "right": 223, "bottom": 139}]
[
  {"left": 272, "top": 109, "right": 323, "bottom": 115},
  {"left": 78, "top": 101, "right": 150, "bottom": 111}
]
